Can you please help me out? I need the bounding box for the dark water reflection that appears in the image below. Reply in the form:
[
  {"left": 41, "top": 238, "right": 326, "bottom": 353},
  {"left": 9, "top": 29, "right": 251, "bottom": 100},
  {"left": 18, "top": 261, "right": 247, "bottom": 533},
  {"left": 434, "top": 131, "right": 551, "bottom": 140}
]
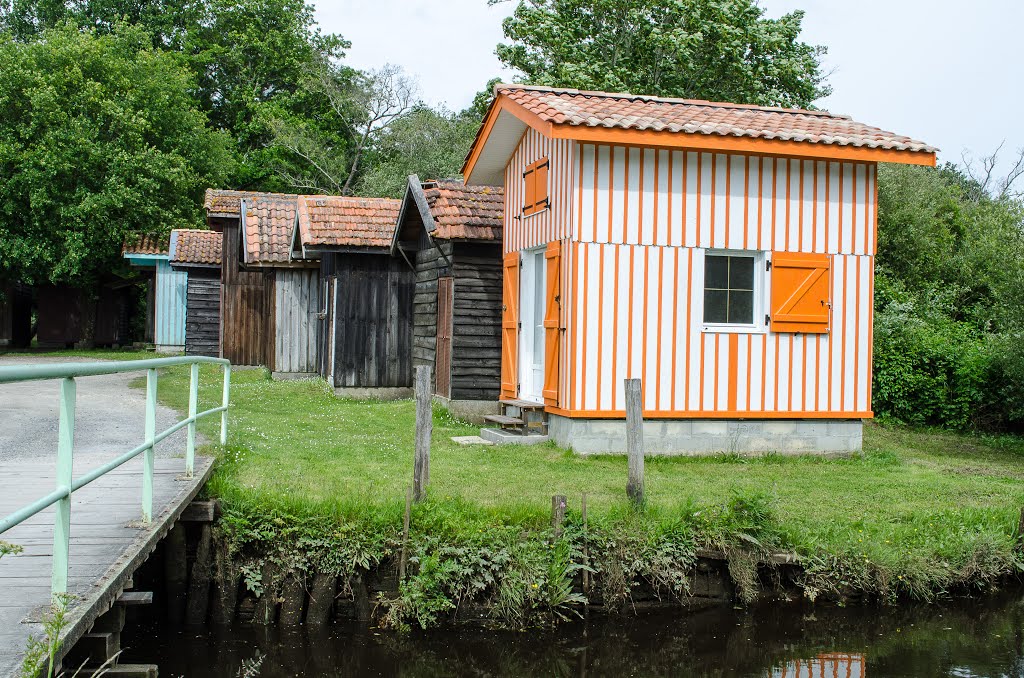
[{"left": 120, "top": 591, "right": 1024, "bottom": 677}]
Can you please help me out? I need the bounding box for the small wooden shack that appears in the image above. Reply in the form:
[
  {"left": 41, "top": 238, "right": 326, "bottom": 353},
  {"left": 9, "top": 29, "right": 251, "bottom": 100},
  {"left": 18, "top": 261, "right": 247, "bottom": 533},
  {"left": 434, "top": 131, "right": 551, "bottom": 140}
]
[
  {"left": 123, "top": 235, "right": 185, "bottom": 352},
  {"left": 463, "top": 83, "right": 937, "bottom": 453},
  {"left": 0, "top": 284, "right": 32, "bottom": 349},
  {"left": 168, "top": 229, "right": 222, "bottom": 357},
  {"left": 205, "top": 189, "right": 320, "bottom": 375},
  {"left": 391, "top": 177, "right": 504, "bottom": 419},
  {"left": 290, "top": 195, "right": 411, "bottom": 397}
]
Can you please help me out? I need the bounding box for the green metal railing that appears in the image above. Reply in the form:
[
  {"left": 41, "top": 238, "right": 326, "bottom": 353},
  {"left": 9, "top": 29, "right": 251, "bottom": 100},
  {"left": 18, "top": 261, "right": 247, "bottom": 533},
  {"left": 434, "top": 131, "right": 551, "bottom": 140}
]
[{"left": 0, "top": 357, "right": 231, "bottom": 599}]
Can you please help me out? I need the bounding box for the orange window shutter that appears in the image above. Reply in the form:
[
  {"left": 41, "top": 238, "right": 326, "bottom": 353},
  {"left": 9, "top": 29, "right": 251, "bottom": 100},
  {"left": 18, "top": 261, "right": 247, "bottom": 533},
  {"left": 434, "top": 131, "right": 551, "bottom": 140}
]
[
  {"left": 500, "top": 251, "right": 520, "bottom": 399},
  {"left": 770, "top": 252, "right": 831, "bottom": 333},
  {"left": 522, "top": 163, "right": 537, "bottom": 216},
  {"left": 542, "top": 241, "right": 562, "bottom": 406},
  {"left": 535, "top": 159, "right": 549, "bottom": 211}
]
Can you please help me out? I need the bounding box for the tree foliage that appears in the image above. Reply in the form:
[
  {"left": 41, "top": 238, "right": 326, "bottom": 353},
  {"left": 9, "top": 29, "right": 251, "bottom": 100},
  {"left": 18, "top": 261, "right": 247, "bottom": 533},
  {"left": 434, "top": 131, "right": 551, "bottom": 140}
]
[
  {"left": 0, "top": 23, "right": 232, "bottom": 285},
  {"left": 873, "top": 161, "right": 1024, "bottom": 431},
  {"left": 492, "top": 0, "right": 830, "bottom": 107}
]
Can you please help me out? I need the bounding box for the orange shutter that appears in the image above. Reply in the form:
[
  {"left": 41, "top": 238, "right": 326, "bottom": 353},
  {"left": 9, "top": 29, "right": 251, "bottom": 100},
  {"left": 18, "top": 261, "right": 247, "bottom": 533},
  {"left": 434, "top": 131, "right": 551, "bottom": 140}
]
[
  {"left": 522, "top": 158, "right": 549, "bottom": 216},
  {"left": 770, "top": 252, "right": 831, "bottom": 333},
  {"left": 542, "top": 241, "right": 562, "bottom": 406},
  {"left": 500, "top": 251, "right": 520, "bottom": 399}
]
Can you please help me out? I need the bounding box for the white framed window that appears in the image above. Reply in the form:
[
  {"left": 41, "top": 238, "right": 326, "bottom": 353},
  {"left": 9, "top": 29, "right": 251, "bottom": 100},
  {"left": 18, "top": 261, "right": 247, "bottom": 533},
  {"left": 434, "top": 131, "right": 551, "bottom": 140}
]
[{"left": 701, "top": 249, "right": 768, "bottom": 334}]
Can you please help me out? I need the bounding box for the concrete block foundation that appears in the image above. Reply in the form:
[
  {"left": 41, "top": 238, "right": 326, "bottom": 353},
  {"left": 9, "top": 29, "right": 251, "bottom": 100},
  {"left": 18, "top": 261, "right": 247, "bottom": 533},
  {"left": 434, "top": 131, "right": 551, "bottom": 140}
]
[
  {"left": 334, "top": 386, "right": 413, "bottom": 401},
  {"left": 434, "top": 397, "right": 500, "bottom": 424},
  {"left": 548, "top": 415, "right": 863, "bottom": 456}
]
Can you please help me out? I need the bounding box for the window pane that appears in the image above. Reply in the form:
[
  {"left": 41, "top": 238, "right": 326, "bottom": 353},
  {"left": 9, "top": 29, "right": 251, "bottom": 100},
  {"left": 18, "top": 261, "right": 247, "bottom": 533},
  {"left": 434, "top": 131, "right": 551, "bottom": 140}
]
[
  {"left": 729, "top": 256, "right": 755, "bottom": 290},
  {"left": 728, "top": 291, "right": 754, "bottom": 324},
  {"left": 705, "top": 256, "right": 728, "bottom": 289},
  {"left": 704, "top": 289, "right": 728, "bottom": 323}
]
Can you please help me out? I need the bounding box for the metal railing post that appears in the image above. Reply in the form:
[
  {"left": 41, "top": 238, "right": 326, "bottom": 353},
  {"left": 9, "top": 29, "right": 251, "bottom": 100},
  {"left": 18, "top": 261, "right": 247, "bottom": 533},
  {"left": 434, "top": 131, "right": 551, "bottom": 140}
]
[
  {"left": 142, "top": 368, "right": 157, "bottom": 523},
  {"left": 51, "top": 377, "right": 76, "bottom": 598},
  {"left": 220, "top": 364, "right": 230, "bottom": 446},
  {"left": 186, "top": 363, "right": 198, "bottom": 478}
]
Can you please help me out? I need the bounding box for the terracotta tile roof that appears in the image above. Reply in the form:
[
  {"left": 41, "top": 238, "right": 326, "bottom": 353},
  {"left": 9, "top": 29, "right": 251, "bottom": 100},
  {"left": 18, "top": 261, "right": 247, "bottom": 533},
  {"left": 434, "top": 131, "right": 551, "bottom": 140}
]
[
  {"left": 242, "top": 194, "right": 299, "bottom": 264},
  {"left": 170, "top": 229, "right": 221, "bottom": 266},
  {"left": 203, "top": 188, "right": 300, "bottom": 218},
  {"left": 499, "top": 84, "right": 938, "bottom": 153},
  {"left": 297, "top": 196, "right": 401, "bottom": 250},
  {"left": 122, "top": 233, "right": 169, "bottom": 256},
  {"left": 423, "top": 181, "right": 504, "bottom": 241}
]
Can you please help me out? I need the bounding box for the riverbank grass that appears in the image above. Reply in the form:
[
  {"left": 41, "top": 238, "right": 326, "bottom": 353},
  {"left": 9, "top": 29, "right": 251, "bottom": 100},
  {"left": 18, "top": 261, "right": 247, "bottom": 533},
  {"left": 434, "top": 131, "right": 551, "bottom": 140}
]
[{"left": 137, "top": 362, "right": 1024, "bottom": 602}]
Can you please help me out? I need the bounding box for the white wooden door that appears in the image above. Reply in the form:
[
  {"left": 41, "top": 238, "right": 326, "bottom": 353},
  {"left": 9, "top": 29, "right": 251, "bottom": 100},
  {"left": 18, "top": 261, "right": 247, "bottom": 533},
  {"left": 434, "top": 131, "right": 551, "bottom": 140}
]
[{"left": 518, "top": 249, "right": 546, "bottom": 403}]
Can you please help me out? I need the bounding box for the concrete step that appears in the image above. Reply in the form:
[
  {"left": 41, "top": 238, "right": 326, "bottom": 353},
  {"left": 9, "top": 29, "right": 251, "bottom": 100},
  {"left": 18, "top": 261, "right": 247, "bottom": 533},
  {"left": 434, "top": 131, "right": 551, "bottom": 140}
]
[{"left": 480, "top": 428, "right": 550, "bottom": 446}]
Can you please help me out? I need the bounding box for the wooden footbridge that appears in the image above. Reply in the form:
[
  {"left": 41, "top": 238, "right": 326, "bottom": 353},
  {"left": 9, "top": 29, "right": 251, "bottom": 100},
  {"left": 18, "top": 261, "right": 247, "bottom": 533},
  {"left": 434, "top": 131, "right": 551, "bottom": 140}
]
[{"left": 0, "top": 357, "right": 230, "bottom": 677}]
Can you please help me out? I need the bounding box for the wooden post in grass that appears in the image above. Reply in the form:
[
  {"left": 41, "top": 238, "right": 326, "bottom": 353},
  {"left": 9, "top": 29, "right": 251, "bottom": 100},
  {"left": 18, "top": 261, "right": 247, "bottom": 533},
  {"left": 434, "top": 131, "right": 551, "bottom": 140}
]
[
  {"left": 625, "top": 378, "right": 645, "bottom": 508},
  {"left": 551, "top": 495, "right": 567, "bottom": 539},
  {"left": 413, "top": 366, "right": 431, "bottom": 502},
  {"left": 399, "top": 486, "right": 412, "bottom": 580},
  {"left": 581, "top": 492, "right": 590, "bottom": 593}
]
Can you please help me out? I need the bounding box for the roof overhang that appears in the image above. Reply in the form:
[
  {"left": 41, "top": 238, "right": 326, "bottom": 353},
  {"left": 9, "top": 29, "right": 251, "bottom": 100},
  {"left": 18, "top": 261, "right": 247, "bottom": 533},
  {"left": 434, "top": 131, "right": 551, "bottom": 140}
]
[
  {"left": 390, "top": 175, "right": 438, "bottom": 254},
  {"left": 123, "top": 253, "right": 167, "bottom": 267},
  {"left": 462, "top": 92, "right": 937, "bottom": 184}
]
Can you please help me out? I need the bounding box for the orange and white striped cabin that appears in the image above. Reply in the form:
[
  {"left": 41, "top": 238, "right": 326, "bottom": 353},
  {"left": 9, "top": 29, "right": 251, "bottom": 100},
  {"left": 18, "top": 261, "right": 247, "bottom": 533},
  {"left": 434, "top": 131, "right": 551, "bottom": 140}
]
[{"left": 465, "top": 84, "right": 936, "bottom": 453}]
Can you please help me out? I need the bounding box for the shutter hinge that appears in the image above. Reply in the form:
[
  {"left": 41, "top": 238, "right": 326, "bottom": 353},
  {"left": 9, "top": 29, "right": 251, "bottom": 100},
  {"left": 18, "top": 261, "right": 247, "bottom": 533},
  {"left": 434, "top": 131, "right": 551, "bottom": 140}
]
[
  {"left": 765, "top": 259, "right": 772, "bottom": 271},
  {"left": 765, "top": 314, "right": 771, "bottom": 326}
]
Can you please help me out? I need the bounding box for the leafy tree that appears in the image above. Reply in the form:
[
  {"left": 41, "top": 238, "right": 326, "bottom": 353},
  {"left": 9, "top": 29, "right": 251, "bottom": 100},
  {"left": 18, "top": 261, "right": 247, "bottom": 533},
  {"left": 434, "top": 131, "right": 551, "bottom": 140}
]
[
  {"left": 0, "top": 0, "right": 352, "bottom": 191},
  {"left": 356, "top": 105, "right": 483, "bottom": 198},
  {"left": 492, "top": 0, "right": 830, "bottom": 108},
  {"left": 0, "top": 23, "right": 232, "bottom": 286}
]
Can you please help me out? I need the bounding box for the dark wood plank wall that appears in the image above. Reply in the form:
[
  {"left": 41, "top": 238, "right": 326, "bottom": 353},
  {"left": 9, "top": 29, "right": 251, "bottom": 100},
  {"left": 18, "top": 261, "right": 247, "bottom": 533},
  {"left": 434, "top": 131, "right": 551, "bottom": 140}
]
[
  {"left": 185, "top": 268, "right": 221, "bottom": 357},
  {"left": 412, "top": 240, "right": 502, "bottom": 401},
  {"left": 411, "top": 240, "right": 451, "bottom": 392},
  {"left": 220, "top": 219, "right": 275, "bottom": 368},
  {"left": 325, "top": 252, "right": 414, "bottom": 388},
  {"left": 449, "top": 243, "right": 502, "bottom": 401}
]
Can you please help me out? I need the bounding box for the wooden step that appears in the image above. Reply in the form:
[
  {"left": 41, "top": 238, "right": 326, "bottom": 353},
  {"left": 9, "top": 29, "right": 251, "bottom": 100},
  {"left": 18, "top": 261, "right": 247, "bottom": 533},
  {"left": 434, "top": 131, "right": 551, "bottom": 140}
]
[
  {"left": 102, "top": 665, "right": 158, "bottom": 678},
  {"left": 484, "top": 414, "right": 525, "bottom": 427},
  {"left": 499, "top": 399, "right": 545, "bottom": 410},
  {"left": 115, "top": 591, "right": 153, "bottom": 606}
]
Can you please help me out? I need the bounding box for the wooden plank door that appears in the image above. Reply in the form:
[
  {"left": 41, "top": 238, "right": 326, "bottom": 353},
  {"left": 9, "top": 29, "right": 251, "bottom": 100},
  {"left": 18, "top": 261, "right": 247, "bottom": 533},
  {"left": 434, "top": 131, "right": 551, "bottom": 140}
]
[{"left": 435, "top": 277, "right": 454, "bottom": 398}]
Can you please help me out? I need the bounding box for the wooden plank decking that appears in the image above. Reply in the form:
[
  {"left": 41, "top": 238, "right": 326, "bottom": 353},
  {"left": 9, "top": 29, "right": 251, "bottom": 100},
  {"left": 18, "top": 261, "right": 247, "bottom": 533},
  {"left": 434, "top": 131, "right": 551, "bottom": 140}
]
[{"left": 0, "top": 455, "right": 213, "bottom": 676}]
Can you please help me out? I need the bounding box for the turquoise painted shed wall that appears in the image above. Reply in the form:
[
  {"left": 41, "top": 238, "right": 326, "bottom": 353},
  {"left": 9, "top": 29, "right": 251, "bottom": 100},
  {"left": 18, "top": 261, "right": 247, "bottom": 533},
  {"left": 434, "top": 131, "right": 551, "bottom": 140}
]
[{"left": 155, "top": 258, "right": 187, "bottom": 349}]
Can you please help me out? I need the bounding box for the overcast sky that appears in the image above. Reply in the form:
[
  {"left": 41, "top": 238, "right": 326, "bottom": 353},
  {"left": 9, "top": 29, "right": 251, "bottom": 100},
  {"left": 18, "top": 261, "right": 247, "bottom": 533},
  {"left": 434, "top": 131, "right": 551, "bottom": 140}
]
[{"left": 314, "top": 0, "right": 1022, "bottom": 174}]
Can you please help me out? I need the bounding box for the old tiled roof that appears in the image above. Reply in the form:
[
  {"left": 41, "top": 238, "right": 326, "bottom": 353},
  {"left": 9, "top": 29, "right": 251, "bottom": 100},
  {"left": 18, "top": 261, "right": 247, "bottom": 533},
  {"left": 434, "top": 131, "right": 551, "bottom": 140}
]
[
  {"left": 423, "top": 181, "right": 504, "bottom": 241},
  {"left": 499, "top": 84, "right": 938, "bottom": 153},
  {"left": 170, "top": 229, "right": 221, "bottom": 266},
  {"left": 297, "top": 196, "right": 401, "bottom": 249},
  {"left": 204, "top": 188, "right": 300, "bottom": 218},
  {"left": 122, "top": 233, "right": 169, "bottom": 256},
  {"left": 242, "top": 194, "right": 299, "bottom": 264}
]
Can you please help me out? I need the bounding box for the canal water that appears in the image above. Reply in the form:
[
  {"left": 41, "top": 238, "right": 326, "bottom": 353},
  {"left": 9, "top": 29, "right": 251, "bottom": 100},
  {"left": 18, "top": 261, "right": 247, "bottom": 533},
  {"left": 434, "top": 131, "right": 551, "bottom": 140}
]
[{"left": 120, "top": 591, "right": 1024, "bottom": 677}]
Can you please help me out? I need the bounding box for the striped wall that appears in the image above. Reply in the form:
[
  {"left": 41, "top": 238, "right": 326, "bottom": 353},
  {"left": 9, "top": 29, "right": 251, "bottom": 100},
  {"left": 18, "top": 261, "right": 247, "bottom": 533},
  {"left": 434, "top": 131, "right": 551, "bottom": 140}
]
[
  {"left": 504, "top": 137, "right": 878, "bottom": 418},
  {"left": 154, "top": 258, "right": 186, "bottom": 348},
  {"left": 566, "top": 244, "right": 873, "bottom": 416},
  {"left": 575, "top": 144, "right": 877, "bottom": 255},
  {"left": 503, "top": 128, "right": 577, "bottom": 252}
]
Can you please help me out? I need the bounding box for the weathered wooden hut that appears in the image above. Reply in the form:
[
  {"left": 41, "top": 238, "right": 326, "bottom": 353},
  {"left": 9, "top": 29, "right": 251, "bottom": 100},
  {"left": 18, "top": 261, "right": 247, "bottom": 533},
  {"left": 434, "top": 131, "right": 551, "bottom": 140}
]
[
  {"left": 462, "top": 83, "right": 937, "bottom": 453},
  {"left": 204, "top": 189, "right": 320, "bottom": 375},
  {"left": 168, "top": 229, "right": 222, "bottom": 357},
  {"left": 123, "top": 235, "right": 185, "bottom": 352},
  {"left": 391, "top": 177, "right": 504, "bottom": 419},
  {"left": 290, "top": 195, "right": 410, "bottom": 397}
]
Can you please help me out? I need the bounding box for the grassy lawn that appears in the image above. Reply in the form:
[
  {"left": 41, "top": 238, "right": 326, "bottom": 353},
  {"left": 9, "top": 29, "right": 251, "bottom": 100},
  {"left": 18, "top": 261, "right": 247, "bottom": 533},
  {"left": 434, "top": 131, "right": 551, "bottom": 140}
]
[{"left": 7, "top": 350, "right": 1023, "bottom": 612}]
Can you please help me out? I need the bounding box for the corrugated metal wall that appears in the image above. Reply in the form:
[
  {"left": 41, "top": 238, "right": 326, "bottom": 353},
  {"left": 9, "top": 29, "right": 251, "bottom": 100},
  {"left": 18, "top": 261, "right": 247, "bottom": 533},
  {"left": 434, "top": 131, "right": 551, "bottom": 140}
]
[
  {"left": 274, "top": 268, "right": 320, "bottom": 373},
  {"left": 154, "top": 258, "right": 187, "bottom": 349},
  {"left": 504, "top": 136, "right": 878, "bottom": 418}
]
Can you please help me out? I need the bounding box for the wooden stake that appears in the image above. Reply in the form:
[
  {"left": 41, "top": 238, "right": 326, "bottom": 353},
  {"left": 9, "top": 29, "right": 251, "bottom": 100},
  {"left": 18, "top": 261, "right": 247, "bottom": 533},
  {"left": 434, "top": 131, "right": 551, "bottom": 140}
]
[
  {"left": 413, "top": 366, "right": 432, "bottom": 502},
  {"left": 552, "top": 495, "right": 567, "bottom": 539},
  {"left": 399, "top": 486, "right": 412, "bottom": 581},
  {"left": 625, "top": 378, "right": 645, "bottom": 508},
  {"left": 581, "top": 492, "right": 590, "bottom": 593}
]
